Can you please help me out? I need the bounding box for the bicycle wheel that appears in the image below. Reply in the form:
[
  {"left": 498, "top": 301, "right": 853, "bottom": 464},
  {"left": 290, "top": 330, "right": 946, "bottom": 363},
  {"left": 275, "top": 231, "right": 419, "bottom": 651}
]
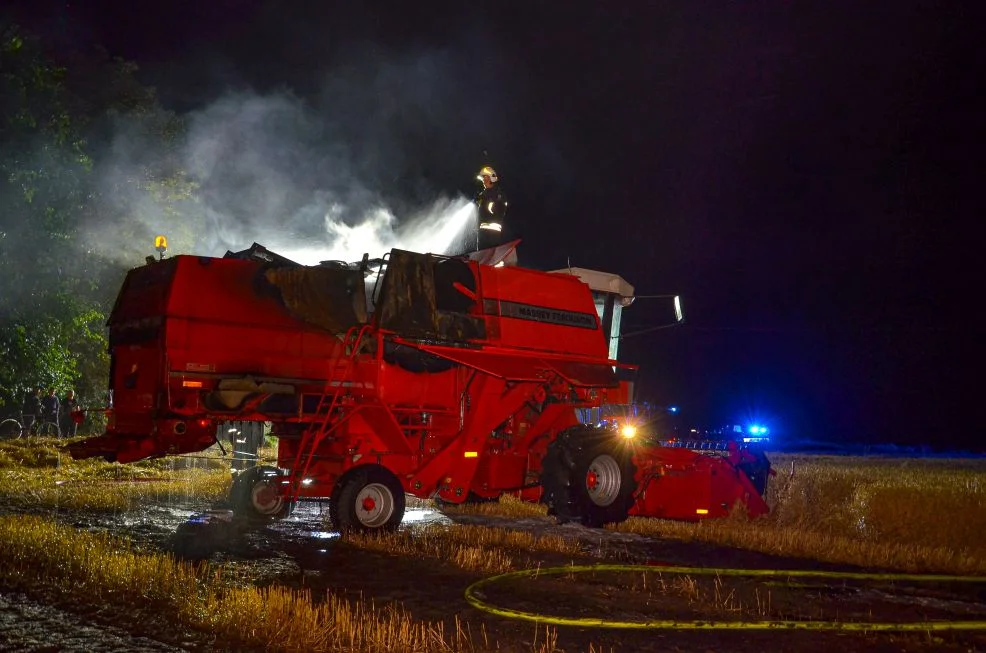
[
  {"left": 35, "top": 421, "right": 59, "bottom": 438},
  {"left": 0, "top": 419, "right": 24, "bottom": 439}
]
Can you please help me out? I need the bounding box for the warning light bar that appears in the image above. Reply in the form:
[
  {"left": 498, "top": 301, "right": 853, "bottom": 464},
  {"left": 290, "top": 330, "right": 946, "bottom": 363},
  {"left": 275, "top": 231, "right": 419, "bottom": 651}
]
[{"left": 182, "top": 380, "right": 204, "bottom": 388}]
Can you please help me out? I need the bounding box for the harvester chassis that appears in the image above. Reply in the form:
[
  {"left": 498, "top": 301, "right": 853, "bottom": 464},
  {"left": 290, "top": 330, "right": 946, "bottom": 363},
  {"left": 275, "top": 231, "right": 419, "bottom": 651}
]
[{"left": 68, "top": 245, "right": 771, "bottom": 532}]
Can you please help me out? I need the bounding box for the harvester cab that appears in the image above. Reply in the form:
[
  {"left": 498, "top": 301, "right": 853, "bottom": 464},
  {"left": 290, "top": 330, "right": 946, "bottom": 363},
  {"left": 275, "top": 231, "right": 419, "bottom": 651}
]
[
  {"left": 549, "top": 266, "right": 637, "bottom": 362},
  {"left": 68, "top": 240, "right": 771, "bottom": 532}
]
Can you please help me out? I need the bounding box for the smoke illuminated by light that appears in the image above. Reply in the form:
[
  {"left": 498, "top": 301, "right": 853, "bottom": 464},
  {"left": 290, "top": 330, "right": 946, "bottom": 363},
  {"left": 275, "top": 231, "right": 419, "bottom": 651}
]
[
  {"left": 268, "top": 197, "right": 477, "bottom": 265},
  {"left": 81, "top": 89, "right": 492, "bottom": 268}
]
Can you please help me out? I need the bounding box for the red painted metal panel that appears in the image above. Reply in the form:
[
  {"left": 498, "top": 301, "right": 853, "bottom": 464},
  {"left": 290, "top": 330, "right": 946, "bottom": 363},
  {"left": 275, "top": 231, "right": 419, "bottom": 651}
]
[
  {"left": 477, "top": 264, "right": 610, "bottom": 358},
  {"left": 405, "top": 341, "right": 627, "bottom": 387},
  {"left": 629, "top": 447, "right": 770, "bottom": 521}
]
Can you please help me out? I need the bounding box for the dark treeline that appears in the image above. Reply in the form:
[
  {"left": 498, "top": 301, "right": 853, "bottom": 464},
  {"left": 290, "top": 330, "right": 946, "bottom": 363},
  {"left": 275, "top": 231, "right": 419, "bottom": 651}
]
[{"left": 0, "top": 23, "right": 201, "bottom": 413}]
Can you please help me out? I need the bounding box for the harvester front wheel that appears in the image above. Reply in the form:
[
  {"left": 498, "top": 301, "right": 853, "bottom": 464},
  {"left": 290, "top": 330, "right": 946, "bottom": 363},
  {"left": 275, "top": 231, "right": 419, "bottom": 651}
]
[
  {"left": 330, "top": 466, "right": 406, "bottom": 533},
  {"left": 573, "top": 445, "right": 637, "bottom": 527},
  {"left": 230, "top": 465, "right": 295, "bottom": 520},
  {"left": 543, "top": 431, "right": 637, "bottom": 528}
]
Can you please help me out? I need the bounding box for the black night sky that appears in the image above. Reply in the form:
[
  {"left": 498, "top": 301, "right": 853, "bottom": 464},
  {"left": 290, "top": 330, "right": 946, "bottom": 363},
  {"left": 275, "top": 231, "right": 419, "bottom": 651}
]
[{"left": 9, "top": 2, "right": 984, "bottom": 449}]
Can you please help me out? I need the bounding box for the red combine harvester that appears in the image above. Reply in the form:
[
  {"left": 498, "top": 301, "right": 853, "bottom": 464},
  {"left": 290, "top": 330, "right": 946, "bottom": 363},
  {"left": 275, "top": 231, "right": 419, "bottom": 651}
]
[{"left": 69, "top": 241, "right": 771, "bottom": 531}]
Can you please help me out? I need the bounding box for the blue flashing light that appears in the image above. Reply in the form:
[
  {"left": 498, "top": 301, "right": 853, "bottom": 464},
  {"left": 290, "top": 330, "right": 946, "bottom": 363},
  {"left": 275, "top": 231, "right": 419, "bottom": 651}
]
[
  {"left": 668, "top": 406, "right": 678, "bottom": 414},
  {"left": 747, "top": 425, "right": 770, "bottom": 436}
]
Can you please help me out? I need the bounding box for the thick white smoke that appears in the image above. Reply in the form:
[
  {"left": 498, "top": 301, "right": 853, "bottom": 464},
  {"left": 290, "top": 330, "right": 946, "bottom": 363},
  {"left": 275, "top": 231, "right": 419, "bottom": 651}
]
[
  {"left": 84, "top": 93, "right": 481, "bottom": 265},
  {"left": 68, "top": 15, "right": 539, "bottom": 270},
  {"left": 159, "top": 90, "right": 480, "bottom": 264},
  {"left": 270, "top": 197, "right": 478, "bottom": 265},
  {"left": 86, "top": 52, "right": 500, "bottom": 264}
]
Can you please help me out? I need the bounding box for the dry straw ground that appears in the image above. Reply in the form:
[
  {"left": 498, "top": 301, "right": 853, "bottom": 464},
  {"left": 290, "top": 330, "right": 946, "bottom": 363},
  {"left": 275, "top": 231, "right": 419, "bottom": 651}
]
[
  {"left": 0, "top": 438, "right": 984, "bottom": 651},
  {"left": 608, "top": 454, "right": 986, "bottom": 575}
]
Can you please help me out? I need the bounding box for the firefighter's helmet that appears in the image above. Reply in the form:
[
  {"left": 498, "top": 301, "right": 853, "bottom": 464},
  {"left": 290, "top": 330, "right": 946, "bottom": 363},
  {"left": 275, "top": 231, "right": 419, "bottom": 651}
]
[{"left": 477, "top": 166, "right": 498, "bottom": 183}]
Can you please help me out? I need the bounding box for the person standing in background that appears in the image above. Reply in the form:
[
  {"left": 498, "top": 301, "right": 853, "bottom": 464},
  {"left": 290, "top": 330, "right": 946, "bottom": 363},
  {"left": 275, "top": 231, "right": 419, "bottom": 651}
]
[
  {"left": 61, "top": 389, "right": 79, "bottom": 437},
  {"left": 41, "top": 388, "right": 60, "bottom": 437},
  {"left": 22, "top": 387, "right": 42, "bottom": 434}
]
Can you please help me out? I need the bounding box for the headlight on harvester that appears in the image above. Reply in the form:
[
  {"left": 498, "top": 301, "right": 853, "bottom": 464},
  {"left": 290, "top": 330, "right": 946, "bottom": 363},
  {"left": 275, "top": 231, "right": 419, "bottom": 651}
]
[{"left": 620, "top": 425, "right": 638, "bottom": 440}]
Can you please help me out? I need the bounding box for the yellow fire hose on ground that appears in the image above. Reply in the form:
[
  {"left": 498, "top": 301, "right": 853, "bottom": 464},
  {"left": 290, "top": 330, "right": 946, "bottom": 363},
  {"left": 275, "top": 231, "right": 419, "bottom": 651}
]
[{"left": 465, "top": 564, "right": 986, "bottom": 631}]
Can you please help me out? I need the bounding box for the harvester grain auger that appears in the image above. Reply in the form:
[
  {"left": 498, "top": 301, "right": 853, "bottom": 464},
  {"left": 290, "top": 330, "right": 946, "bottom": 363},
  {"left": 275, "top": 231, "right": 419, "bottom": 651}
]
[{"left": 68, "top": 240, "right": 771, "bottom": 531}]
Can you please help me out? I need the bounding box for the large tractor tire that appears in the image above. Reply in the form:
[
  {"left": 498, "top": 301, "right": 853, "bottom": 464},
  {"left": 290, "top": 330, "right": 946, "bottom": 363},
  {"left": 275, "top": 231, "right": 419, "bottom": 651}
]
[
  {"left": 542, "top": 428, "right": 638, "bottom": 527},
  {"left": 330, "top": 466, "right": 406, "bottom": 533},
  {"left": 230, "top": 465, "right": 295, "bottom": 520}
]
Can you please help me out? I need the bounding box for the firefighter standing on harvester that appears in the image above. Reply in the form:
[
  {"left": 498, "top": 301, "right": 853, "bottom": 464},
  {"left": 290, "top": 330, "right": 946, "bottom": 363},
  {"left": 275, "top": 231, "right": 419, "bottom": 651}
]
[{"left": 475, "top": 165, "right": 509, "bottom": 250}]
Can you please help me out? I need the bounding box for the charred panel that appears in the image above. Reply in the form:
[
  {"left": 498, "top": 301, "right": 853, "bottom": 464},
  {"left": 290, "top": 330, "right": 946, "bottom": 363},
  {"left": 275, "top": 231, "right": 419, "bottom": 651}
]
[
  {"left": 262, "top": 266, "right": 368, "bottom": 334},
  {"left": 375, "top": 249, "right": 485, "bottom": 342}
]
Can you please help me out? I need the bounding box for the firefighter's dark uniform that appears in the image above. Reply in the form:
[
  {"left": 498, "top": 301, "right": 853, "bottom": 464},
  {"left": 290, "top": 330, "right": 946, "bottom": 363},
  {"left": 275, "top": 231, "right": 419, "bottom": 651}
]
[{"left": 476, "top": 183, "right": 509, "bottom": 250}]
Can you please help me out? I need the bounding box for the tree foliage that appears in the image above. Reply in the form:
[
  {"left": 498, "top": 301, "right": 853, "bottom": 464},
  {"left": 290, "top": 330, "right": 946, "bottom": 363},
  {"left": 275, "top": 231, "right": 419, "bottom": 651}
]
[{"left": 0, "top": 23, "right": 199, "bottom": 412}]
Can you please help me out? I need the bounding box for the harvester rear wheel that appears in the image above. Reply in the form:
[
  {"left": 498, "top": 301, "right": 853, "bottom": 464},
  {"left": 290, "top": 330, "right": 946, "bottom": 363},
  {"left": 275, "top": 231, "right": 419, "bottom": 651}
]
[
  {"left": 230, "top": 465, "right": 295, "bottom": 520},
  {"left": 543, "top": 429, "right": 637, "bottom": 527},
  {"left": 330, "top": 466, "right": 405, "bottom": 533}
]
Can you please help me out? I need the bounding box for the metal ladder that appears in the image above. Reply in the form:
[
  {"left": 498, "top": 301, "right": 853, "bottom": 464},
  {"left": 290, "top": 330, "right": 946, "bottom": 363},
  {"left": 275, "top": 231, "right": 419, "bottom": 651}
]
[{"left": 287, "top": 324, "right": 372, "bottom": 499}]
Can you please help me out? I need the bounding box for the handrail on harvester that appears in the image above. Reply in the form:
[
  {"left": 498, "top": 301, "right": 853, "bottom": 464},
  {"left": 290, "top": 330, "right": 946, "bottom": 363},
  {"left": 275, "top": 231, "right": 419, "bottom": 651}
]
[{"left": 369, "top": 251, "right": 391, "bottom": 308}]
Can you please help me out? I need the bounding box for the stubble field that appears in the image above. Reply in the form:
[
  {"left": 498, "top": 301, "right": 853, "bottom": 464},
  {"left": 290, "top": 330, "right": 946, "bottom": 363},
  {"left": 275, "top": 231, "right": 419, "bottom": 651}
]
[{"left": 0, "top": 439, "right": 984, "bottom": 652}]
